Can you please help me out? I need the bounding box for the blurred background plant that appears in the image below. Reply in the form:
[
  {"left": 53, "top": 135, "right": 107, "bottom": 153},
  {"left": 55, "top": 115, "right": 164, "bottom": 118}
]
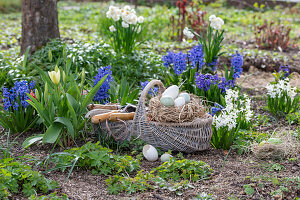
[{"left": 253, "top": 16, "right": 294, "bottom": 51}]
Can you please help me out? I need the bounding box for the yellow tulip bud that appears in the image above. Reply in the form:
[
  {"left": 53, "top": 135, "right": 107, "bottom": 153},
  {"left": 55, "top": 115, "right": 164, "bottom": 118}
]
[
  {"left": 35, "top": 89, "right": 40, "bottom": 100},
  {"left": 55, "top": 65, "right": 59, "bottom": 72},
  {"left": 48, "top": 70, "right": 60, "bottom": 85},
  {"left": 63, "top": 71, "right": 66, "bottom": 82},
  {"left": 44, "top": 82, "right": 48, "bottom": 104}
]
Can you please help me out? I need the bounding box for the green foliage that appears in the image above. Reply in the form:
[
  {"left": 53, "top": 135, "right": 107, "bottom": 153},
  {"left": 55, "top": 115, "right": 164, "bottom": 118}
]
[
  {"left": 48, "top": 142, "right": 140, "bottom": 176},
  {"left": 232, "top": 130, "right": 269, "bottom": 155},
  {"left": 29, "top": 192, "right": 69, "bottom": 200},
  {"left": 154, "top": 158, "right": 213, "bottom": 182},
  {"left": 267, "top": 92, "right": 300, "bottom": 116},
  {"left": 23, "top": 65, "right": 107, "bottom": 148},
  {"left": 109, "top": 78, "right": 140, "bottom": 106},
  {"left": 109, "top": 50, "right": 164, "bottom": 85},
  {"left": 244, "top": 175, "right": 300, "bottom": 199},
  {"left": 243, "top": 184, "right": 255, "bottom": 195},
  {"left": 0, "top": 158, "right": 59, "bottom": 199},
  {"left": 262, "top": 162, "right": 285, "bottom": 172},
  {"left": 195, "top": 192, "right": 215, "bottom": 200},
  {"left": 286, "top": 111, "right": 300, "bottom": 125},
  {"left": 106, "top": 158, "right": 212, "bottom": 195}
]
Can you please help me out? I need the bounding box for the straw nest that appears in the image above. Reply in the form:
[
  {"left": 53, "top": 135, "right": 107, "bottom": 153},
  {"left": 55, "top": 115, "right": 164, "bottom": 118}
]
[
  {"left": 251, "top": 131, "right": 299, "bottom": 160},
  {"left": 147, "top": 94, "right": 207, "bottom": 123}
]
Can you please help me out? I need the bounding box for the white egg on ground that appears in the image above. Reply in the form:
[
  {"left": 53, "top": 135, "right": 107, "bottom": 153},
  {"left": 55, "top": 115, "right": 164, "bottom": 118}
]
[
  {"left": 174, "top": 96, "right": 186, "bottom": 107},
  {"left": 143, "top": 144, "right": 158, "bottom": 161},
  {"left": 160, "top": 153, "right": 172, "bottom": 162},
  {"left": 179, "top": 92, "right": 190, "bottom": 103}
]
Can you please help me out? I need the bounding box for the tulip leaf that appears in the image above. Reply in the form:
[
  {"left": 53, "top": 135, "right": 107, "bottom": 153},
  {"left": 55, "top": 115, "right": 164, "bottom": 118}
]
[
  {"left": 43, "top": 123, "right": 63, "bottom": 144},
  {"left": 22, "top": 134, "right": 44, "bottom": 149},
  {"left": 54, "top": 117, "right": 75, "bottom": 139}
]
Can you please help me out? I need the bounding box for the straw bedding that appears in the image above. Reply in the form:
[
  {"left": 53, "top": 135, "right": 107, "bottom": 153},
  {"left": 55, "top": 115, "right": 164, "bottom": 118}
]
[{"left": 147, "top": 94, "right": 207, "bottom": 123}]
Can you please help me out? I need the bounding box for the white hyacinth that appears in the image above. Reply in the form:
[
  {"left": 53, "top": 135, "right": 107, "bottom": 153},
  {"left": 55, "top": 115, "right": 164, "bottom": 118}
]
[
  {"left": 209, "top": 15, "right": 224, "bottom": 30},
  {"left": 213, "top": 89, "right": 253, "bottom": 130},
  {"left": 109, "top": 25, "right": 116, "bottom": 32},
  {"left": 183, "top": 27, "right": 194, "bottom": 39},
  {"left": 266, "top": 78, "right": 297, "bottom": 100}
]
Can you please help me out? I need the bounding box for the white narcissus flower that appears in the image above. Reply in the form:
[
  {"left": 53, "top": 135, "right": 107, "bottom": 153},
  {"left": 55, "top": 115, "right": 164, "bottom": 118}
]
[
  {"left": 122, "top": 21, "right": 129, "bottom": 28},
  {"left": 127, "top": 13, "right": 138, "bottom": 25},
  {"left": 109, "top": 25, "right": 116, "bottom": 32},
  {"left": 137, "top": 16, "right": 144, "bottom": 23},
  {"left": 183, "top": 27, "right": 194, "bottom": 39},
  {"left": 209, "top": 15, "right": 224, "bottom": 30}
]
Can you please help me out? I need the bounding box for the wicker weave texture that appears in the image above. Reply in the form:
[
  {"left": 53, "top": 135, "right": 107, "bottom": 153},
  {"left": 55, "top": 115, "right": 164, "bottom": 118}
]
[{"left": 132, "top": 80, "right": 213, "bottom": 152}]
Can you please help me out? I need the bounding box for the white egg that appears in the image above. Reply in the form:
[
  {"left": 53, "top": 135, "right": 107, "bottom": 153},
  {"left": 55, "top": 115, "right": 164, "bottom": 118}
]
[
  {"left": 162, "top": 85, "right": 179, "bottom": 99},
  {"left": 160, "top": 95, "right": 175, "bottom": 107},
  {"left": 174, "top": 97, "right": 186, "bottom": 107},
  {"left": 143, "top": 144, "right": 158, "bottom": 161},
  {"left": 160, "top": 153, "right": 172, "bottom": 162},
  {"left": 179, "top": 93, "right": 190, "bottom": 103}
]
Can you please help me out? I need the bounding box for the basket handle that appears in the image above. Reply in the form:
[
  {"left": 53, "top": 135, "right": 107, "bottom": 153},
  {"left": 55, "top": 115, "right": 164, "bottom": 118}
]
[{"left": 133, "top": 80, "right": 166, "bottom": 123}]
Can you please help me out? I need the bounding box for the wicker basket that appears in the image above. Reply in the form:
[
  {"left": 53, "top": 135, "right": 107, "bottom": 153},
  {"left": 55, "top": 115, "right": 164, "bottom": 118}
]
[
  {"left": 132, "top": 80, "right": 213, "bottom": 152},
  {"left": 91, "top": 109, "right": 133, "bottom": 141}
]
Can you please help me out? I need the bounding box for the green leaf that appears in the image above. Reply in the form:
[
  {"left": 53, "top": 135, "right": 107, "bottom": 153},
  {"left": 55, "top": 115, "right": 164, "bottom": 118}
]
[
  {"left": 80, "top": 74, "right": 108, "bottom": 113},
  {"left": 22, "top": 134, "right": 44, "bottom": 149},
  {"left": 43, "top": 123, "right": 63, "bottom": 144},
  {"left": 243, "top": 184, "right": 255, "bottom": 195},
  {"left": 54, "top": 117, "right": 75, "bottom": 139}
]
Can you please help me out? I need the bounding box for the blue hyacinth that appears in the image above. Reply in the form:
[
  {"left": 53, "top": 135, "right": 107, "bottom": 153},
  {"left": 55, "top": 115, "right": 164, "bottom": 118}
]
[
  {"left": 218, "top": 77, "right": 235, "bottom": 93},
  {"left": 195, "top": 73, "right": 219, "bottom": 92},
  {"left": 188, "top": 45, "right": 205, "bottom": 70},
  {"left": 210, "top": 103, "right": 225, "bottom": 116},
  {"left": 162, "top": 51, "right": 174, "bottom": 67},
  {"left": 172, "top": 52, "right": 187, "bottom": 76},
  {"left": 2, "top": 80, "right": 35, "bottom": 111},
  {"left": 93, "top": 65, "right": 113, "bottom": 104},
  {"left": 278, "top": 65, "right": 290, "bottom": 79},
  {"left": 140, "top": 80, "right": 158, "bottom": 96},
  {"left": 231, "top": 51, "right": 243, "bottom": 79}
]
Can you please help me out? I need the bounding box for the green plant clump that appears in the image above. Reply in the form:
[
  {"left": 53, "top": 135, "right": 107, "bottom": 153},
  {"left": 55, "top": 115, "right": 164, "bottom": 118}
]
[
  {"left": 29, "top": 192, "right": 69, "bottom": 200},
  {"left": 49, "top": 142, "right": 140, "bottom": 176},
  {"left": 106, "top": 158, "right": 213, "bottom": 195},
  {"left": 0, "top": 158, "right": 59, "bottom": 199}
]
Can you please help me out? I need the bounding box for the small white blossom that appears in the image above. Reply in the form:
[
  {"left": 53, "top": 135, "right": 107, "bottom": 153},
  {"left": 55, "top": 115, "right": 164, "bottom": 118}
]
[
  {"left": 266, "top": 78, "right": 297, "bottom": 100},
  {"left": 109, "top": 25, "right": 116, "bottom": 32},
  {"left": 209, "top": 15, "right": 224, "bottom": 30},
  {"left": 137, "top": 16, "right": 144, "bottom": 23},
  {"left": 213, "top": 89, "right": 253, "bottom": 130},
  {"left": 183, "top": 27, "right": 194, "bottom": 39}
]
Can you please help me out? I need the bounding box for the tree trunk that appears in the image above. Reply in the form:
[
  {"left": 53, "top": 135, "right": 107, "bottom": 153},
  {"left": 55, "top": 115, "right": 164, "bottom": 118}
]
[{"left": 21, "top": 0, "right": 60, "bottom": 55}]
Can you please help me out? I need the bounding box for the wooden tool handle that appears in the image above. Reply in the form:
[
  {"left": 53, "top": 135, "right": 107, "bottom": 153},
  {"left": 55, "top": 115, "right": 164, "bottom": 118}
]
[
  {"left": 88, "top": 104, "right": 119, "bottom": 111},
  {"left": 108, "top": 112, "right": 135, "bottom": 122},
  {"left": 91, "top": 110, "right": 118, "bottom": 124}
]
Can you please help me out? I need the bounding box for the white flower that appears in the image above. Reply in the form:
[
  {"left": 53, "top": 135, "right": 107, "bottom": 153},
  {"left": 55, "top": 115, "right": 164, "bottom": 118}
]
[
  {"left": 266, "top": 78, "right": 297, "bottom": 100},
  {"left": 183, "top": 27, "right": 194, "bottom": 39},
  {"left": 122, "top": 21, "right": 129, "bottom": 28},
  {"left": 209, "top": 15, "right": 216, "bottom": 22},
  {"left": 137, "top": 16, "right": 144, "bottom": 23},
  {"left": 209, "top": 15, "right": 224, "bottom": 30},
  {"left": 109, "top": 25, "right": 116, "bottom": 32},
  {"left": 213, "top": 89, "right": 253, "bottom": 130},
  {"left": 106, "top": 6, "right": 121, "bottom": 21},
  {"left": 127, "top": 13, "right": 138, "bottom": 25},
  {"left": 123, "top": 5, "right": 131, "bottom": 11}
]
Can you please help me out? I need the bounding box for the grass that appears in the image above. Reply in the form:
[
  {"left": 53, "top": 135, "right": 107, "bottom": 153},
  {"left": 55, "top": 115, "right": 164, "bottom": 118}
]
[{"left": 0, "top": 0, "right": 21, "bottom": 13}]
